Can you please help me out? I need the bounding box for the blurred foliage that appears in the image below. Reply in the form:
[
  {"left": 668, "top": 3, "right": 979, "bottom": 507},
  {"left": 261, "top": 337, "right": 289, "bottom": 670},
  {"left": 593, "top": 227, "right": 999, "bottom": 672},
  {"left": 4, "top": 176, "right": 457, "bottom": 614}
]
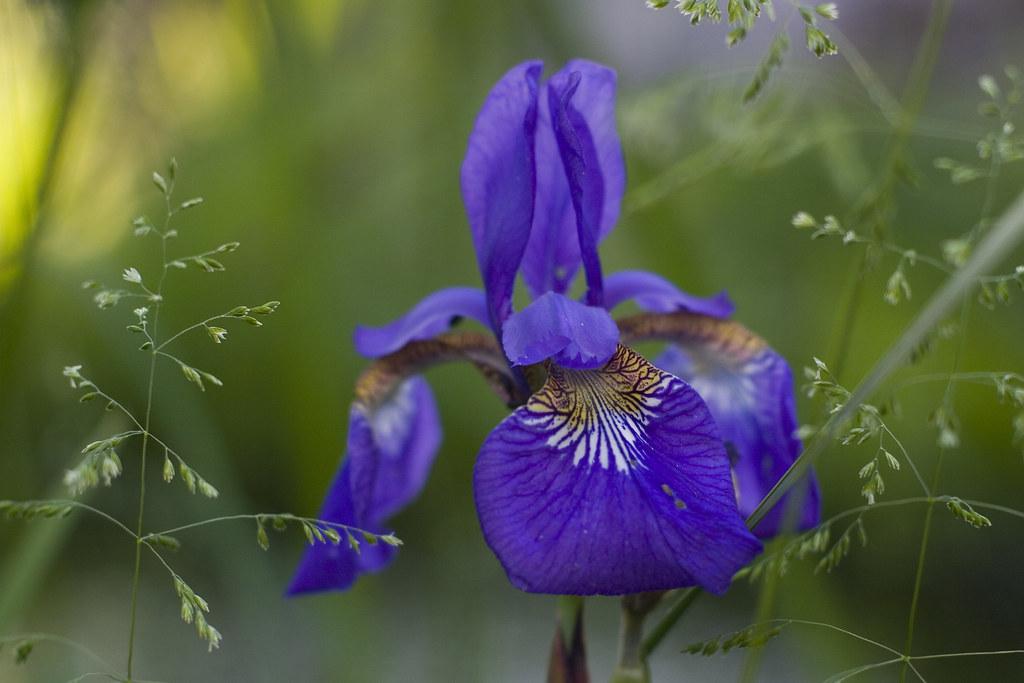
[{"left": 2, "top": 0, "right": 1024, "bottom": 681}]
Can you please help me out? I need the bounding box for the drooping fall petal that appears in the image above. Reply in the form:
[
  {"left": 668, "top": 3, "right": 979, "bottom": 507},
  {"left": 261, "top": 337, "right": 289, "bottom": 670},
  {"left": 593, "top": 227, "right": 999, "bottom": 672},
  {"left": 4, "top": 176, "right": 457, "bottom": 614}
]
[
  {"left": 288, "top": 376, "right": 441, "bottom": 594},
  {"left": 474, "top": 345, "right": 761, "bottom": 595}
]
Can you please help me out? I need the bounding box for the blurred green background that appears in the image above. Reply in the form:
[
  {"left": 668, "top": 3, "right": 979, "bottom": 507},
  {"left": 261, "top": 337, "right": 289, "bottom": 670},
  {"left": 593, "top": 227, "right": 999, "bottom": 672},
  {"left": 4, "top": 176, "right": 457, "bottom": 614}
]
[{"left": 2, "top": 1, "right": 1023, "bottom": 681}]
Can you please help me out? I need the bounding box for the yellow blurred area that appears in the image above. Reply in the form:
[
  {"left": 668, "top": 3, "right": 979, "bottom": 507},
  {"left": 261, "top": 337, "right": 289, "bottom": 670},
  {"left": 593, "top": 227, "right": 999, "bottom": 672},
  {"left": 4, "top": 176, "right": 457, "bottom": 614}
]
[
  {"left": 3, "top": 0, "right": 346, "bottom": 279},
  {"left": 0, "top": 0, "right": 58, "bottom": 293},
  {"left": 148, "top": 0, "right": 265, "bottom": 117},
  {"left": 41, "top": 0, "right": 269, "bottom": 265}
]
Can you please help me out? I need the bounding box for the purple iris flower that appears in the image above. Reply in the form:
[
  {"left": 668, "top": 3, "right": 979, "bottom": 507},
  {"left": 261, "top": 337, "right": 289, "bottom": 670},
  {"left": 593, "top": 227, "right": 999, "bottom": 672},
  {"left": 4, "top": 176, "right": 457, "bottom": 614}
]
[{"left": 288, "top": 59, "right": 819, "bottom": 597}]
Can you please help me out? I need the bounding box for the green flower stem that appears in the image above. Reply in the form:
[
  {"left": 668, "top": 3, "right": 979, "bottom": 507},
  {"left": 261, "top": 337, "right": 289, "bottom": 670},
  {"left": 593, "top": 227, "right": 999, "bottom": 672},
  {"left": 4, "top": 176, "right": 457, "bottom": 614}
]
[
  {"left": 125, "top": 194, "right": 174, "bottom": 682},
  {"left": 640, "top": 588, "right": 700, "bottom": 658},
  {"left": 898, "top": 460, "right": 942, "bottom": 683},
  {"left": 125, "top": 343, "right": 156, "bottom": 681},
  {"left": 611, "top": 614, "right": 648, "bottom": 683},
  {"left": 612, "top": 593, "right": 662, "bottom": 683},
  {"left": 155, "top": 312, "right": 236, "bottom": 352},
  {"left": 139, "top": 513, "right": 392, "bottom": 543},
  {"left": 910, "top": 650, "right": 1024, "bottom": 661},
  {"left": 11, "top": 499, "right": 137, "bottom": 539}
]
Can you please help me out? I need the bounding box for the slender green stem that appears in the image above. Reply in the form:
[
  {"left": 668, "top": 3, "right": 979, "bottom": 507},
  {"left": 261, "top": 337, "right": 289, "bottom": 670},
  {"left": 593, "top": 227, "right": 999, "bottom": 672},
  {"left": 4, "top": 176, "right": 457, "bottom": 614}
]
[
  {"left": 826, "top": 649, "right": 1024, "bottom": 683},
  {"left": 612, "top": 609, "right": 649, "bottom": 683},
  {"left": 125, "top": 352, "right": 156, "bottom": 680},
  {"left": 7, "top": 499, "right": 139, "bottom": 539},
  {"left": 898, "top": 456, "right": 943, "bottom": 683},
  {"left": 840, "top": 234, "right": 952, "bottom": 273},
  {"left": 139, "top": 512, "right": 389, "bottom": 541},
  {"left": 911, "top": 649, "right": 1024, "bottom": 661},
  {"left": 964, "top": 499, "right": 1024, "bottom": 521},
  {"left": 62, "top": 673, "right": 122, "bottom": 683},
  {"left": 896, "top": 371, "right": 1020, "bottom": 390},
  {"left": 808, "top": 497, "right": 937, "bottom": 535},
  {"left": 778, "top": 619, "right": 902, "bottom": 657},
  {"left": 611, "top": 593, "right": 663, "bottom": 683},
  {"left": 154, "top": 349, "right": 183, "bottom": 365},
  {"left": 62, "top": 673, "right": 174, "bottom": 683},
  {"left": 640, "top": 587, "right": 700, "bottom": 657},
  {"left": 879, "top": 425, "right": 930, "bottom": 495},
  {"left": 125, "top": 195, "right": 173, "bottom": 681},
  {"left": 141, "top": 541, "right": 179, "bottom": 581},
  {"left": 899, "top": 305, "right": 964, "bottom": 683},
  {"left": 76, "top": 383, "right": 145, "bottom": 431},
  {"left": 155, "top": 312, "right": 236, "bottom": 352},
  {"left": 824, "top": 658, "right": 906, "bottom": 683}
]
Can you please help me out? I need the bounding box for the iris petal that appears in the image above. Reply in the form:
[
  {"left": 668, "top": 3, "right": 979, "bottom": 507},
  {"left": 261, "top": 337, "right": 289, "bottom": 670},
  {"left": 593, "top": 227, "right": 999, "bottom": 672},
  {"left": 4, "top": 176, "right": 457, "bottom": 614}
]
[
  {"left": 501, "top": 291, "right": 619, "bottom": 369},
  {"left": 285, "top": 461, "right": 392, "bottom": 595},
  {"left": 474, "top": 345, "right": 761, "bottom": 595},
  {"left": 353, "top": 287, "right": 489, "bottom": 358},
  {"left": 656, "top": 336, "right": 820, "bottom": 537},
  {"left": 604, "top": 270, "right": 734, "bottom": 318},
  {"left": 460, "top": 60, "right": 542, "bottom": 330},
  {"left": 523, "top": 60, "right": 625, "bottom": 298},
  {"left": 287, "top": 376, "right": 441, "bottom": 594},
  {"left": 547, "top": 69, "right": 608, "bottom": 306}
]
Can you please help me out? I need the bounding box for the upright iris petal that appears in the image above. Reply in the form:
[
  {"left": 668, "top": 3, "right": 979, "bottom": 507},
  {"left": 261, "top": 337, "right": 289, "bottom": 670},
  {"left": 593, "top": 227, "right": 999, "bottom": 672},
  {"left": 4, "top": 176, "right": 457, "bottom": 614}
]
[
  {"left": 474, "top": 345, "right": 761, "bottom": 595},
  {"left": 547, "top": 70, "right": 608, "bottom": 307},
  {"left": 460, "top": 61, "right": 542, "bottom": 331},
  {"left": 654, "top": 321, "right": 820, "bottom": 537},
  {"left": 288, "top": 376, "right": 442, "bottom": 594},
  {"left": 522, "top": 60, "right": 624, "bottom": 299}
]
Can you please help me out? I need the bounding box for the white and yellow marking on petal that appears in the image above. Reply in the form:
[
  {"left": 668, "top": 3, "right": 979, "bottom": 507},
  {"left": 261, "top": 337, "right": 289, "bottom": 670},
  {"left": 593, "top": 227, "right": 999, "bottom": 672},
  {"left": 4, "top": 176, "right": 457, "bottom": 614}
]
[{"left": 523, "top": 345, "right": 674, "bottom": 473}]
